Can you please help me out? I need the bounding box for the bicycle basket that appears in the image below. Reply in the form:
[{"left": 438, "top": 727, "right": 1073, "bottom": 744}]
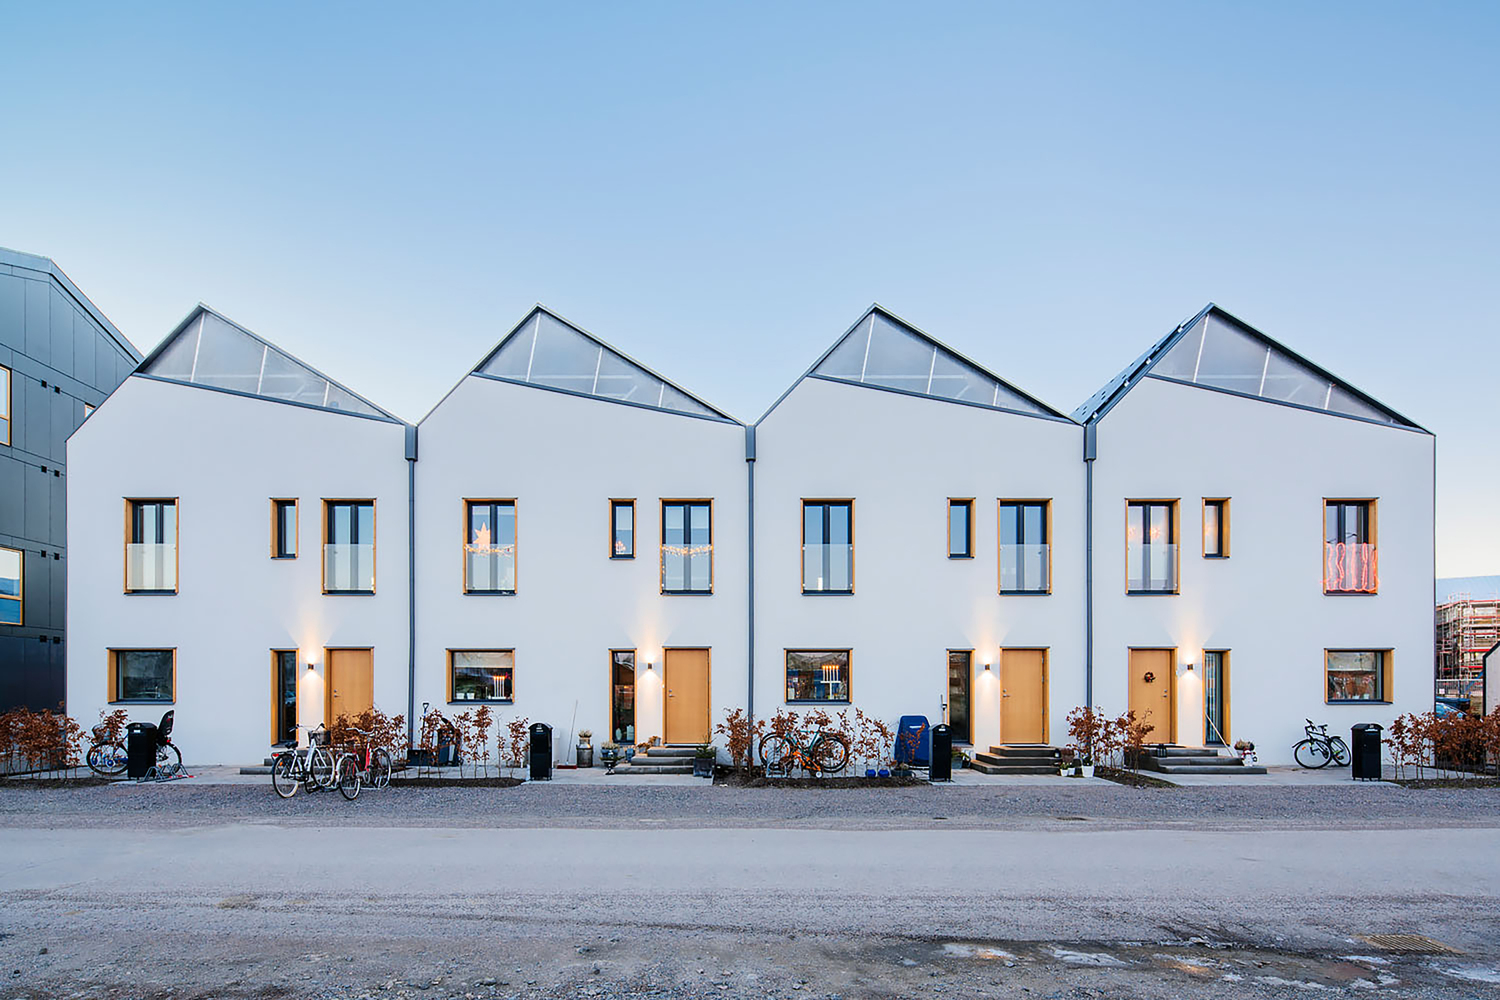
[{"left": 91, "top": 724, "right": 110, "bottom": 741}]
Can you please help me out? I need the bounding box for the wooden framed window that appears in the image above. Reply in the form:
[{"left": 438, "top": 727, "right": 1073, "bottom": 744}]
[
  {"left": 1125, "top": 500, "right": 1178, "bottom": 594},
  {"left": 271, "top": 499, "right": 298, "bottom": 559},
  {"left": 464, "top": 500, "right": 517, "bottom": 594},
  {"left": 1203, "top": 499, "right": 1229, "bottom": 558},
  {"left": 109, "top": 649, "right": 176, "bottom": 704},
  {"left": 125, "top": 499, "right": 178, "bottom": 594},
  {"left": 448, "top": 650, "right": 515, "bottom": 703},
  {"left": 323, "top": 500, "right": 375, "bottom": 594},
  {"left": 0, "top": 364, "right": 10, "bottom": 446},
  {"left": 1202, "top": 650, "right": 1229, "bottom": 745},
  {"left": 948, "top": 499, "right": 974, "bottom": 559},
  {"left": 1326, "top": 649, "right": 1392, "bottom": 703},
  {"left": 0, "top": 546, "right": 21, "bottom": 625},
  {"left": 999, "top": 500, "right": 1051, "bottom": 594},
  {"left": 785, "top": 649, "right": 851, "bottom": 704},
  {"left": 610, "top": 499, "right": 635, "bottom": 559},
  {"left": 661, "top": 500, "right": 713, "bottom": 594},
  {"left": 1324, "top": 499, "right": 1377, "bottom": 594},
  {"left": 271, "top": 650, "right": 298, "bottom": 744},
  {"left": 802, "top": 500, "right": 853, "bottom": 594},
  {"left": 610, "top": 650, "right": 636, "bottom": 744}
]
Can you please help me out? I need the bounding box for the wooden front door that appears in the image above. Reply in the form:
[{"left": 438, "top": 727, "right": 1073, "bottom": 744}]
[
  {"left": 1000, "top": 648, "right": 1047, "bottom": 744},
  {"left": 326, "top": 648, "right": 374, "bottom": 725},
  {"left": 663, "top": 648, "right": 710, "bottom": 744},
  {"left": 1128, "top": 648, "right": 1174, "bottom": 744}
]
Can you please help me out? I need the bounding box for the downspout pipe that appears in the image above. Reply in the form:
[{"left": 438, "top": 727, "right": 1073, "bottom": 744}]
[
  {"left": 745, "top": 425, "right": 756, "bottom": 733},
  {"left": 1083, "top": 423, "right": 1096, "bottom": 710},
  {"left": 405, "top": 423, "right": 418, "bottom": 748}
]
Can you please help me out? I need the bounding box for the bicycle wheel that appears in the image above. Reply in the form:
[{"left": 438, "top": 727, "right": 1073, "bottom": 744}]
[
  {"left": 761, "top": 735, "right": 794, "bottom": 777},
  {"left": 337, "top": 757, "right": 361, "bottom": 801},
  {"left": 1328, "top": 737, "right": 1351, "bottom": 766},
  {"left": 156, "top": 743, "right": 182, "bottom": 776},
  {"left": 86, "top": 743, "right": 111, "bottom": 776},
  {"left": 370, "top": 749, "right": 393, "bottom": 789},
  {"left": 271, "top": 753, "right": 301, "bottom": 798},
  {"left": 811, "top": 734, "right": 850, "bottom": 774},
  {"left": 309, "top": 746, "right": 335, "bottom": 790},
  {"left": 1293, "top": 739, "right": 1330, "bottom": 769}
]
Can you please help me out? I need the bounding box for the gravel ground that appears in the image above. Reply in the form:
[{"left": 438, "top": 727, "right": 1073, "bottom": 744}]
[{"left": 1, "top": 781, "right": 1497, "bottom": 831}]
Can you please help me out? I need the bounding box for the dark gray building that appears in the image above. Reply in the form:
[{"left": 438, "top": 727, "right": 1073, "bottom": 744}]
[{"left": 1, "top": 247, "right": 139, "bottom": 712}]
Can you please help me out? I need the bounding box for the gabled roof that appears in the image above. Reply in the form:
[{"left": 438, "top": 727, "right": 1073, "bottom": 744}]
[
  {"left": 135, "top": 305, "right": 401, "bottom": 422},
  {"left": 466, "top": 305, "right": 737, "bottom": 423},
  {"left": 758, "top": 304, "right": 1071, "bottom": 425},
  {"left": 1073, "top": 304, "right": 1428, "bottom": 432},
  {"left": 0, "top": 245, "right": 140, "bottom": 363}
]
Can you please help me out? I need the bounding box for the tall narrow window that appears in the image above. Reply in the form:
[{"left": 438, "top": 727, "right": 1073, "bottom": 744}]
[
  {"left": 1325, "top": 500, "right": 1377, "bottom": 593},
  {"left": 948, "top": 499, "right": 974, "bottom": 559},
  {"left": 611, "top": 650, "right": 636, "bottom": 744},
  {"left": 126, "top": 499, "right": 177, "bottom": 593},
  {"left": 661, "top": 501, "right": 712, "bottom": 594},
  {"left": 324, "top": 500, "right": 375, "bottom": 594},
  {"left": 1203, "top": 650, "right": 1228, "bottom": 745},
  {"left": 110, "top": 649, "right": 175, "bottom": 703},
  {"left": 272, "top": 499, "right": 298, "bottom": 559},
  {"left": 785, "top": 650, "right": 851, "bottom": 703},
  {"left": 947, "top": 650, "right": 972, "bottom": 744},
  {"left": 0, "top": 546, "right": 21, "bottom": 625},
  {"left": 449, "top": 650, "right": 515, "bottom": 702},
  {"left": 611, "top": 500, "right": 635, "bottom": 559},
  {"left": 272, "top": 650, "right": 298, "bottom": 744},
  {"left": 802, "top": 500, "right": 853, "bottom": 594},
  {"left": 1126, "top": 501, "right": 1177, "bottom": 594},
  {"left": 464, "top": 500, "right": 516, "bottom": 594},
  {"left": 1203, "top": 499, "right": 1229, "bottom": 558},
  {"left": 999, "top": 501, "right": 1050, "bottom": 594},
  {"left": 0, "top": 365, "right": 11, "bottom": 445},
  {"left": 1326, "top": 649, "right": 1390, "bottom": 702}
]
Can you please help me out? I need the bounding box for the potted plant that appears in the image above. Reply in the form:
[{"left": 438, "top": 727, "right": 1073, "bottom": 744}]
[
  {"left": 951, "top": 748, "right": 970, "bottom": 770},
  {"left": 693, "top": 743, "right": 716, "bottom": 778},
  {"left": 577, "top": 729, "right": 594, "bottom": 768},
  {"left": 1234, "top": 739, "right": 1257, "bottom": 765}
]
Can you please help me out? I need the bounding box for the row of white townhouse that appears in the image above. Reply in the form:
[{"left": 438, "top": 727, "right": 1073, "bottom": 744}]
[{"left": 65, "top": 303, "right": 1434, "bottom": 764}]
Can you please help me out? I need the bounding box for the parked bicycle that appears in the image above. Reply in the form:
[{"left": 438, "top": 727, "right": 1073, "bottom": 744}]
[
  {"left": 760, "top": 728, "right": 850, "bottom": 777},
  {"left": 1293, "top": 719, "right": 1350, "bottom": 769},
  {"left": 87, "top": 711, "right": 181, "bottom": 777},
  {"left": 342, "top": 727, "right": 394, "bottom": 793},
  {"left": 272, "top": 724, "right": 357, "bottom": 798}
]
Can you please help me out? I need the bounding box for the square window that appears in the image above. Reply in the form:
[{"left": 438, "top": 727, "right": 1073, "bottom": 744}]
[
  {"left": 449, "top": 650, "right": 515, "bottom": 702},
  {"left": 111, "top": 649, "right": 175, "bottom": 703},
  {"left": 1326, "top": 650, "right": 1390, "bottom": 702},
  {"left": 785, "top": 649, "right": 850, "bottom": 703}
]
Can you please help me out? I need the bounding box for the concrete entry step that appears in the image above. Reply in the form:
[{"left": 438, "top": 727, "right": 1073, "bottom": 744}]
[
  {"left": 614, "top": 761, "right": 693, "bottom": 775},
  {"left": 974, "top": 745, "right": 1063, "bottom": 774},
  {"left": 969, "top": 762, "right": 1058, "bottom": 775},
  {"left": 1139, "top": 747, "right": 1267, "bottom": 776},
  {"left": 987, "top": 744, "right": 1061, "bottom": 758}
]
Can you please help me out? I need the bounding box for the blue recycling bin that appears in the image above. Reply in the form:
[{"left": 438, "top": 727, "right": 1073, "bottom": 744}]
[{"left": 895, "top": 715, "right": 931, "bottom": 766}]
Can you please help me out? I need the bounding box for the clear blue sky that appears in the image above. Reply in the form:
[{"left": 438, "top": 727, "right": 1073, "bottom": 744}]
[{"left": 4, "top": 2, "right": 1495, "bottom": 574}]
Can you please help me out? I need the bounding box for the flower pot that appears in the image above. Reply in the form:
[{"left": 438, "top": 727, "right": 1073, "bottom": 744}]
[
  {"left": 693, "top": 757, "right": 714, "bottom": 778},
  {"left": 877, "top": 768, "right": 891, "bottom": 778},
  {"left": 865, "top": 767, "right": 877, "bottom": 778},
  {"left": 1081, "top": 764, "right": 1095, "bottom": 778},
  {"left": 576, "top": 745, "right": 594, "bottom": 768}
]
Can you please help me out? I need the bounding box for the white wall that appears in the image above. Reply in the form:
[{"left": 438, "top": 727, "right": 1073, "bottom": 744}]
[
  {"left": 1089, "top": 376, "right": 1435, "bottom": 763},
  {"left": 414, "top": 377, "right": 747, "bottom": 760},
  {"left": 67, "top": 377, "right": 410, "bottom": 764},
  {"left": 753, "top": 377, "right": 1085, "bottom": 755}
]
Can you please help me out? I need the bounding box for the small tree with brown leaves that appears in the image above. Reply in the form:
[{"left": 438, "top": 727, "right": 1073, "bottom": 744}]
[
  {"left": 714, "top": 708, "right": 762, "bottom": 770},
  {"left": 472, "top": 705, "right": 493, "bottom": 777},
  {"left": 1120, "top": 710, "right": 1155, "bottom": 772},
  {"left": 1065, "top": 706, "right": 1103, "bottom": 766},
  {"left": 504, "top": 716, "right": 531, "bottom": 777}
]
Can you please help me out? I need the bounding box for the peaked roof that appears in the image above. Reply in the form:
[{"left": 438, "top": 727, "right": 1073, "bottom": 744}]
[
  {"left": 1073, "top": 304, "right": 1427, "bottom": 432},
  {"left": 468, "top": 305, "right": 737, "bottom": 423},
  {"left": 0, "top": 245, "right": 141, "bottom": 363},
  {"left": 136, "top": 305, "right": 401, "bottom": 422},
  {"left": 759, "top": 305, "right": 1070, "bottom": 424}
]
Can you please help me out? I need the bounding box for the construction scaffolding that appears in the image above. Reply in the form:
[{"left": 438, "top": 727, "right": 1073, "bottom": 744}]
[{"left": 1436, "top": 593, "right": 1498, "bottom": 705}]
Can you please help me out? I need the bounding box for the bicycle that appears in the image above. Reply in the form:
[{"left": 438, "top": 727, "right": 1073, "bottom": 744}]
[
  {"left": 271, "top": 724, "right": 349, "bottom": 797},
  {"left": 85, "top": 724, "right": 128, "bottom": 777},
  {"left": 1293, "top": 719, "right": 1350, "bottom": 769},
  {"left": 759, "top": 729, "right": 850, "bottom": 778},
  {"left": 341, "top": 727, "right": 393, "bottom": 794}
]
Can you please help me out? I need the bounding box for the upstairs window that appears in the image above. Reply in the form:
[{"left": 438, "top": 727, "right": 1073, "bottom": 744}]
[
  {"left": 1325, "top": 500, "right": 1377, "bottom": 593},
  {"left": 465, "top": 500, "right": 517, "bottom": 594},
  {"left": 0, "top": 365, "right": 10, "bottom": 445},
  {"left": 948, "top": 499, "right": 974, "bottom": 559},
  {"left": 1126, "top": 501, "right": 1177, "bottom": 594},
  {"left": 802, "top": 500, "right": 853, "bottom": 594},
  {"left": 611, "top": 499, "right": 635, "bottom": 559},
  {"left": 272, "top": 499, "right": 298, "bottom": 559},
  {"left": 1203, "top": 499, "right": 1230, "bottom": 558},
  {"left": 126, "top": 500, "right": 177, "bottom": 593},
  {"left": 999, "top": 501, "right": 1050, "bottom": 593},
  {"left": 0, "top": 546, "right": 21, "bottom": 625},
  {"left": 661, "top": 500, "right": 712, "bottom": 594},
  {"left": 324, "top": 500, "right": 375, "bottom": 594}
]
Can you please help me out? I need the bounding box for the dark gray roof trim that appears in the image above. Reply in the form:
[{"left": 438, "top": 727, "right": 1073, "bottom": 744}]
[
  {"left": 0, "top": 245, "right": 141, "bottom": 362},
  {"left": 1073, "top": 303, "right": 1429, "bottom": 433}
]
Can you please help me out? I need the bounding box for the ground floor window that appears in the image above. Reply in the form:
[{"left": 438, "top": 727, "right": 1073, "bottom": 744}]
[
  {"left": 110, "top": 649, "right": 175, "bottom": 703},
  {"left": 449, "top": 650, "right": 514, "bottom": 703},
  {"left": 1326, "top": 650, "right": 1389, "bottom": 703},
  {"left": 611, "top": 650, "right": 636, "bottom": 743},
  {"left": 786, "top": 650, "right": 850, "bottom": 703},
  {"left": 947, "top": 651, "right": 972, "bottom": 744},
  {"left": 1203, "top": 650, "right": 1228, "bottom": 745},
  {"left": 273, "top": 650, "right": 298, "bottom": 743}
]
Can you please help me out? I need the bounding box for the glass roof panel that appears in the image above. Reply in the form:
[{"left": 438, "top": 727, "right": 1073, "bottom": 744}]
[
  {"left": 1150, "top": 315, "right": 1205, "bottom": 381},
  {"left": 817, "top": 316, "right": 875, "bottom": 380},
  {"left": 146, "top": 314, "right": 202, "bottom": 380},
  {"left": 191, "top": 312, "right": 269, "bottom": 394},
  {"left": 1260, "top": 349, "right": 1331, "bottom": 408},
  {"left": 862, "top": 313, "right": 938, "bottom": 392},
  {"left": 1326, "top": 384, "right": 1397, "bottom": 423},
  {"left": 474, "top": 310, "right": 724, "bottom": 419},
  {"left": 259, "top": 346, "right": 332, "bottom": 407},
  {"left": 1193, "top": 314, "right": 1271, "bottom": 395}
]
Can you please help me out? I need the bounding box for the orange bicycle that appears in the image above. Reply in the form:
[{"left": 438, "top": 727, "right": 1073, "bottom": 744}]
[{"left": 760, "top": 729, "right": 850, "bottom": 777}]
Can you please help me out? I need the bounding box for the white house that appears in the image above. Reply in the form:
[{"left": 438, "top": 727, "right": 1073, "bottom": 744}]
[
  {"left": 66, "top": 306, "right": 411, "bottom": 760},
  {"left": 751, "top": 306, "right": 1084, "bottom": 754},
  {"left": 413, "top": 306, "right": 748, "bottom": 753},
  {"left": 1077, "top": 304, "right": 1434, "bottom": 762}
]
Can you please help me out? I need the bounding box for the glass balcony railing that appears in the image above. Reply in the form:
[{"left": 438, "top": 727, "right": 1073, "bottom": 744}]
[
  {"left": 1325, "top": 542, "right": 1378, "bottom": 593},
  {"left": 125, "top": 543, "right": 176, "bottom": 592},
  {"left": 1127, "top": 543, "right": 1177, "bottom": 593},
  {"left": 999, "top": 544, "right": 1051, "bottom": 593},
  {"left": 324, "top": 543, "right": 375, "bottom": 593}
]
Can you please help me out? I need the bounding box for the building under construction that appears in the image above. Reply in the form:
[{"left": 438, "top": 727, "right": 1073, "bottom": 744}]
[{"left": 1436, "top": 594, "right": 1498, "bottom": 706}]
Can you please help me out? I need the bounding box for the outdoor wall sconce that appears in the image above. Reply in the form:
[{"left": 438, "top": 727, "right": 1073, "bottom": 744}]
[
  {"left": 982, "top": 662, "right": 991, "bottom": 671},
  {"left": 645, "top": 661, "right": 655, "bottom": 672},
  {"left": 1183, "top": 661, "right": 1195, "bottom": 672},
  {"left": 306, "top": 662, "right": 315, "bottom": 672}
]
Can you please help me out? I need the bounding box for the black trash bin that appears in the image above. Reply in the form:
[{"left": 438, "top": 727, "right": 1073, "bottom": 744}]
[
  {"left": 529, "top": 723, "right": 553, "bottom": 781},
  {"left": 929, "top": 723, "right": 953, "bottom": 782},
  {"left": 1351, "top": 723, "right": 1383, "bottom": 781},
  {"left": 126, "top": 721, "right": 157, "bottom": 779}
]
